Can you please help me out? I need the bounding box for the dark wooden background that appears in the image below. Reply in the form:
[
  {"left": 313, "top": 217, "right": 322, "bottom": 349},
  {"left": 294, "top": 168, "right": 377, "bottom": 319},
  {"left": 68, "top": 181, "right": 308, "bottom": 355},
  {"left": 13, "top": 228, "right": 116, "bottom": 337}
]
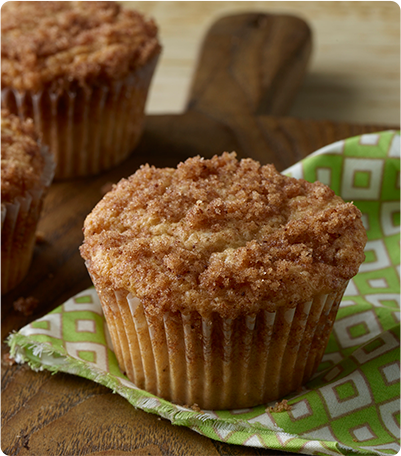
[{"left": 2, "top": 13, "right": 393, "bottom": 456}]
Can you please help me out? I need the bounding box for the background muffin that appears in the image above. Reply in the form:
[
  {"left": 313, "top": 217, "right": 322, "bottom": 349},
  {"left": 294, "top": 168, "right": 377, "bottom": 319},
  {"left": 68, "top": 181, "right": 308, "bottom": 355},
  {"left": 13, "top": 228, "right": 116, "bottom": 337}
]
[
  {"left": 80, "top": 153, "right": 367, "bottom": 409},
  {"left": 1, "top": 1, "right": 161, "bottom": 180},
  {"left": 1, "top": 109, "right": 55, "bottom": 294}
]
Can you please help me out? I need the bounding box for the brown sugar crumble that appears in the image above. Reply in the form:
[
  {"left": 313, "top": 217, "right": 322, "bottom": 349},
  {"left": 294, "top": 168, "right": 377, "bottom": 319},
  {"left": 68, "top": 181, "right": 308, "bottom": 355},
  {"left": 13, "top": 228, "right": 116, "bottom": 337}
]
[
  {"left": 266, "top": 399, "right": 292, "bottom": 413},
  {"left": 1, "top": 109, "right": 45, "bottom": 203},
  {"left": 1, "top": 1, "right": 161, "bottom": 92},
  {"left": 182, "top": 403, "right": 204, "bottom": 413},
  {"left": 13, "top": 296, "right": 40, "bottom": 316},
  {"left": 81, "top": 152, "right": 367, "bottom": 319},
  {"left": 190, "top": 403, "right": 203, "bottom": 413}
]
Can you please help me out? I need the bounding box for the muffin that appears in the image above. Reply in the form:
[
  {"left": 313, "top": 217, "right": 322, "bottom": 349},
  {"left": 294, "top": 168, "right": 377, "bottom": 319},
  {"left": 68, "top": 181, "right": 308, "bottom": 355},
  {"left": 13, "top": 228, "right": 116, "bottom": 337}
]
[
  {"left": 80, "top": 153, "right": 367, "bottom": 409},
  {"left": 1, "top": 1, "right": 161, "bottom": 180},
  {"left": 1, "top": 109, "right": 55, "bottom": 294}
]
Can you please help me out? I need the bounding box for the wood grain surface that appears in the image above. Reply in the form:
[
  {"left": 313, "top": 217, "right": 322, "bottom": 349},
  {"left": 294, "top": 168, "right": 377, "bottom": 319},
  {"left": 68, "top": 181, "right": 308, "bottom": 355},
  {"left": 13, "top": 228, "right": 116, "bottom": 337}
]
[
  {"left": 1, "top": 12, "right": 396, "bottom": 456},
  {"left": 127, "top": 1, "right": 400, "bottom": 127}
]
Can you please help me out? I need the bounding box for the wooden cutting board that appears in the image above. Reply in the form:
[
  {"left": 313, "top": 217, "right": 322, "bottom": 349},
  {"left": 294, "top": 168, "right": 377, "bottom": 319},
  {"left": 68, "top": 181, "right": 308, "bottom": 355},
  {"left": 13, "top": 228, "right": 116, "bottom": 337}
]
[{"left": 2, "top": 13, "right": 394, "bottom": 456}]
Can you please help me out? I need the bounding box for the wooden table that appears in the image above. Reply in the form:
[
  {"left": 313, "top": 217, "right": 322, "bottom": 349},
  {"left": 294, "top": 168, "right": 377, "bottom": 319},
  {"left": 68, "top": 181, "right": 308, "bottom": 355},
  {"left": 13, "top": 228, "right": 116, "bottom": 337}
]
[{"left": 2, "top": 4, "right": 399, "bottom": 456}]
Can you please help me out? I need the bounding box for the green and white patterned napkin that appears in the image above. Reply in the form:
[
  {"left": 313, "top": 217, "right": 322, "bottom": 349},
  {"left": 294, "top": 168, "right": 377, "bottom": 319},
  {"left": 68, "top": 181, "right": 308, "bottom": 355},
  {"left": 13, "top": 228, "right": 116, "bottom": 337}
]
[{"left": 8, "top": 131, "right": 400, "bottom": 456}]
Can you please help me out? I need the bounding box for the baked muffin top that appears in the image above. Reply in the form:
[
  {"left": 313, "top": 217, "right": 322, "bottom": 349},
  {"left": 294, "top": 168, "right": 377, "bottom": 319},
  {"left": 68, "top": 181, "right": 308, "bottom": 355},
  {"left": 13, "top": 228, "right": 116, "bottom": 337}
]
[
  {"left": 81, "top": 153, "right": 367, "bottom": 318},
  {"left": 1, "top": 1, "right": 161, "bottom": 92},
  {"left": 1, "top": 109, "right": 46, "bottom": 203}
]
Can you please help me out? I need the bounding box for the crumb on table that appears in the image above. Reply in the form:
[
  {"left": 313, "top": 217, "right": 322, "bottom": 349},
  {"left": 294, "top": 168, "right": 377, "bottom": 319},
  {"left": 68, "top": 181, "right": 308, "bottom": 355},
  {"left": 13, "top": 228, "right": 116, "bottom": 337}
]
[
  {"left": 13, "top": 296, "right": 39, "bottom": 316},
  {"left": 1, "top": 351, "right": 16, "bottom": 367},
  {"left": 35, "top": 231, "right": 46, "bottom": 244}
]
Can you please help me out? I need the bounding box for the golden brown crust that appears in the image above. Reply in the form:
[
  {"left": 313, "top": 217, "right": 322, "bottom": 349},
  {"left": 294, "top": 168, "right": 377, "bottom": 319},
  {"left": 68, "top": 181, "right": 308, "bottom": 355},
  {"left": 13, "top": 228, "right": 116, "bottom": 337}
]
[
  {"left": 80, "top": 153, "right": 367, "bottom": 318},
  {"left": 1, "top": 109, "right": 45, "bottom": 202},
  {"left": 1, "top": 1, "right": 161, "bottom": 92}
]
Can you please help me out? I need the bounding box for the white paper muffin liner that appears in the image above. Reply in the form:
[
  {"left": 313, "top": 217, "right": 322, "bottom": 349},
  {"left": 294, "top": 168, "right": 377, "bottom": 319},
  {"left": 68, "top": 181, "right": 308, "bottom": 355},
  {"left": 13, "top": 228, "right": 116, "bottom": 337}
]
[
  {"left": 1, "top": 55, "right": 159, "bottom": 180},
  {"left": 1, "top": 144, "right": 55, "bottom": 294},
  {"left": 95, "top": 282, "right": 348, "bottom": 410}
]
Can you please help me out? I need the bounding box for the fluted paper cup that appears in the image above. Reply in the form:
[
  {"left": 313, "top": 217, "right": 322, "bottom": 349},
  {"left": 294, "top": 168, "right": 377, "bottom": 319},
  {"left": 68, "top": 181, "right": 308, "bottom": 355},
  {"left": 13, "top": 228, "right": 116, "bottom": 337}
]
[{"left": 93, "top": 283, "right": 348, "bottom": 410}]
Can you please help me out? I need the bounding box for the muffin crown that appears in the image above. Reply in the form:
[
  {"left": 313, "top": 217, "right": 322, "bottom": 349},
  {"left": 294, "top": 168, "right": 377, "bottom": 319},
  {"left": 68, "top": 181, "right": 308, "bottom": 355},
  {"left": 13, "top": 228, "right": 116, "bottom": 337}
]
[
  {"left": 1, "top": 109, "right": 46, "bottom": 203},
  {"left": 81, "top": 153, "right": 367, "bottom": 318},
  {"left": 1, "top": 1, "right": 161, "bottom": 92}
]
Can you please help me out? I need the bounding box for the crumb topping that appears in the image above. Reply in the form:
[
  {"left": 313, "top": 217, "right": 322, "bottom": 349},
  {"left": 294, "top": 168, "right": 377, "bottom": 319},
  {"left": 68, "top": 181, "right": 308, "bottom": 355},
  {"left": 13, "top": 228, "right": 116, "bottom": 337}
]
[
  {"left": 80, "top": 153, "right": 367, "bottom": 318},
  {"left": 1, "top": 1, "right": 161, "bottom": 92},
  {"left": 1, "top": 109, "right": 45, "bottom": 202},
  {"left": 267, "top": 399, "right": 292, "bottom": 413}
]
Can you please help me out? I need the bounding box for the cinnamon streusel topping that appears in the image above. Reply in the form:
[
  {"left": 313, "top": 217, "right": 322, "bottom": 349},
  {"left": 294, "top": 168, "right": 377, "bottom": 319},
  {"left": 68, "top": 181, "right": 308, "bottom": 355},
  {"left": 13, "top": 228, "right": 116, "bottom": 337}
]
[
  {"left": 81, "top": 153, "right": 367, "bottom": 318},
  {"left": 1, "top": 109, "right": 45, "bottom": 203},
  {"left": 1, "top": 1, "right": 161, "bottom": 92}
]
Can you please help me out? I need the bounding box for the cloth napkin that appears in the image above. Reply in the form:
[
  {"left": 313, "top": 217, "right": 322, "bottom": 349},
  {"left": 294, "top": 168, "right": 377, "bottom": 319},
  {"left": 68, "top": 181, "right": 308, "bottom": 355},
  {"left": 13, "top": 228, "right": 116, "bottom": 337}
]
[{"left": 8, "top": 130, "right": 400, "bottom": 456}]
